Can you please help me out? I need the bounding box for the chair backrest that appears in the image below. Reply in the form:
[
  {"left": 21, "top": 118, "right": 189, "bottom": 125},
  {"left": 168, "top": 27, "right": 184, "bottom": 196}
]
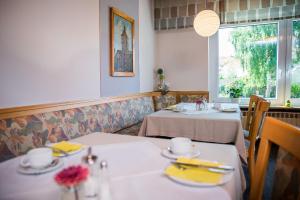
[
  {"left": 245, "top": 95, "right": 260, "bottom": 131},
  {"left": 248, "top": 100, "right": 270, "bottom": 186},
  {"left": 250, "top": 117, "right": 300, "bottom": 200}
]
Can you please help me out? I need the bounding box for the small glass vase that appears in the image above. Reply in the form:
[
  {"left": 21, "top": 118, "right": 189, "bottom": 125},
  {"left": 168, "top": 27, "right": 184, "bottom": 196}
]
[
  {"left": 231, "top": 98, "right": 240, "bottom": 104},
  {"left": 60, "top": 184, "right": 84, "bottom": 200}
]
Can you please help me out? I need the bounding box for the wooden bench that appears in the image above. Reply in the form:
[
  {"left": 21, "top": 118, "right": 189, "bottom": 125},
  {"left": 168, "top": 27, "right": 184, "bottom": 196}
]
[{"left": 0, "top": 91, "right": 209, "bottom": 161}]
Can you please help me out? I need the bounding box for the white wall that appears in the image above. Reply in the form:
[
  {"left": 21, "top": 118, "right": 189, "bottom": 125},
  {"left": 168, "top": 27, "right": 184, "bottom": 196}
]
[
  {"left": 0, "top": 0, "right": 208, "bottom": 108},
  {"left": 0, "top": 0, "right": 100, "bottom": 108},
  {"left": 156, "top": 28, "right": 208, "bottom": 91},
  {"left": 100, "top": 0, "right": 141, "bottom": 97},
  {"left": 139, "top": 0, "right": 155, "bottom": 92}
]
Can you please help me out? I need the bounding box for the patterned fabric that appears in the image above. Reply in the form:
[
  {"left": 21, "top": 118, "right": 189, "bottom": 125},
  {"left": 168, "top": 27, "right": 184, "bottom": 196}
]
[
  {"left": 153, "top": 0, "right": 300, "bottom": 30},
  {"left": 153, "top": 95, "right": 177, "bottom": 110},
  {"left": 271, "top": 147, "right": 300, "bottom": 200},
  {"left": 114, "top": 122, "right": 142, "bottom": 136},
  {"left": 0, "top": 97, "right": 154, "bottom": 162},
  {"left": 218, "top": 0, "right": 300, "bottom": 24},
  {"left": 180, "top": 94, "right": 209, "bottom": 103}
]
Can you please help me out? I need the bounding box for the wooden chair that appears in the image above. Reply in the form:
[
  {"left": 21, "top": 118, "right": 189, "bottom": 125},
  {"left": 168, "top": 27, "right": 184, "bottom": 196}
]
[
  {"left": 244, "top": 95, "right": 260, "bottom": 134},
  {"left": 250, "top": 117, "right": 300, "bottom": 200},
  {"left": 247, "top": 100, "right": 270, "bottom": 186},
  {"left": 244, "top": 95, "right": 267, "bottom": 140}
]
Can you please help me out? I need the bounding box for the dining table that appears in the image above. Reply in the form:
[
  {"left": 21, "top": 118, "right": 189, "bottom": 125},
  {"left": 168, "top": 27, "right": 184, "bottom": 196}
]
[
  {"left": 138, "top": 103, "right": 247, "bottom": 162},
  {"left": 0, "top": 133, "right": 246, "bottom": 200}
]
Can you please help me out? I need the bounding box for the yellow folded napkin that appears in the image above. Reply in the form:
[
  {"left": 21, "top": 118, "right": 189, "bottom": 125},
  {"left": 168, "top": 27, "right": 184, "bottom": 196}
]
[
  {"left": 165, "top": 105, "right": 176, "bottom": 110},
  {"left": 165, "top": 157, "right": 224, "bottom": 184},
  {"left": 52, "top": 141, "right": 83, "bottom": 156}
]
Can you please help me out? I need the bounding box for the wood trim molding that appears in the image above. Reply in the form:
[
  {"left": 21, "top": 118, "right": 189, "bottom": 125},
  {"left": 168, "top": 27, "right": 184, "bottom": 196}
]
[
  {"left": 0, "top": 92, "right": 154, "bottom": 120},
  {"left": 0, "top": 91, "right": 209, "bottom": 120}
]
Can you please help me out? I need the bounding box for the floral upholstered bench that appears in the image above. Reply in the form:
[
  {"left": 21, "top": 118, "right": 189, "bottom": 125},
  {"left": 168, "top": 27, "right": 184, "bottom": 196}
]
[
  {"left": 152, "top": 91, "right": 209, "bottom": 111},
  {"left": 0, "top": 95, "right": 154, "bottom": 161}
]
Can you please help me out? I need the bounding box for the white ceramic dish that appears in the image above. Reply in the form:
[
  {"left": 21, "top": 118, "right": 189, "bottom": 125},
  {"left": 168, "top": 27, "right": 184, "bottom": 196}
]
[
  {"left": 172, "top": 108, "right": 188, "bottom": 113},
  {"left": 161, "top": 145, "right": 200, "bottom": 159},
  {"left": 17, "top": 158, "right": 63, "bottom": 175},
  {"left": 46, "top": 142, "right": 85, "bottom": 157},
  {"left": 166, "top": 169, "right": 233, "bottom": 187},
  {"left": 20, "top": 148, "right": 53, "bottom": 169}
]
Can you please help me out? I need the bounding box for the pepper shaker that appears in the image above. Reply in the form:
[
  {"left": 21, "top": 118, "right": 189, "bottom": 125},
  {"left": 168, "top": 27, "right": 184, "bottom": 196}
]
[{"left": 99, "top": 160, "right": 112, "bottom": 200}]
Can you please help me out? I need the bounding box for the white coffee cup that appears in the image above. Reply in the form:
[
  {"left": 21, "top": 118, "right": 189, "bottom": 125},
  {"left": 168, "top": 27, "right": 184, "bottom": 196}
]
[
  {"left": 175, "top": 104, "right": 186, "bottom": 112},
  {"left": 170, "top": 137, "right": 192, "bottom": 155},
  {"left": 20, "top": 148, "right": 53, "bottom": 169},
  {"left": 213, "top": 103, "right": 221, "bottom": 110}
]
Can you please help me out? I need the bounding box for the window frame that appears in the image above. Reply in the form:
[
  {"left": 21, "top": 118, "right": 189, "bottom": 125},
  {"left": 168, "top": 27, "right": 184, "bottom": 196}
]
[
  {"left": 209, "top": 19, "right": 299, "bottom": 106},
  {"left": 285, "top": 19, "right": 300, "bottom": 105}
]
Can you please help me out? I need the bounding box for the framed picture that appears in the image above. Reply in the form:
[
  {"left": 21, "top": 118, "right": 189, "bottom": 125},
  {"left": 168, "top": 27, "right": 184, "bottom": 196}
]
[{"left": 110, "top": 7, "right": 135, "bottom": 77}]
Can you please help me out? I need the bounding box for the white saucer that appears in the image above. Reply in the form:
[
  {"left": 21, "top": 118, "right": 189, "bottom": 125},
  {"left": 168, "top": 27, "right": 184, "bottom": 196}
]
[
  {"left": 17, "top": 158, "right": 64, "bottom": 175},
  {"left": 166, "top": 169, "right": 233, "bottom": 187},
  {"left": 172, "top": 109, "right": 185, "bottom": 112},
  {"left": 161, "top": 145, "right": 200, "bottom": 160}
]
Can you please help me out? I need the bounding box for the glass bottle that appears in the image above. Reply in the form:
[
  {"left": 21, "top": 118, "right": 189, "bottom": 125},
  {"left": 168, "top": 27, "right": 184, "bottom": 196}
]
[
  {"left": 60, "top": 184, "right": 84, "bottom": 200},
  {"left": 203, "top": 98, "right": 208, "bottom": 110},
  {"left": 82, "top": 147, "right": 98, "bottom": 199}
]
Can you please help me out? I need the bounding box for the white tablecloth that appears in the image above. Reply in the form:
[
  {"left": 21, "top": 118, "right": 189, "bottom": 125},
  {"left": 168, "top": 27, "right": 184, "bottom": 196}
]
[
  {"left": 139, "top": 103, "right": 247, "bottom": 162},
  {"left": 0, "top": 133, "right": 245, "bottom": 200}
]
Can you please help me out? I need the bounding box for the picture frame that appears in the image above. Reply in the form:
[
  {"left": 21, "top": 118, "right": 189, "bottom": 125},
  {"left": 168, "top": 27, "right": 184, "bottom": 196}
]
[{"left": 110, "top": 7, "right": 135, "bottom": 77}]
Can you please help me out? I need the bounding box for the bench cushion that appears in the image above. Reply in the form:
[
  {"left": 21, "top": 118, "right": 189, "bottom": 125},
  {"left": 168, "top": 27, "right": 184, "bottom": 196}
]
[
  {"left": 180, "top": 94, "right": 209, "bottom": 103},
  {"left": 154, "top": 95, "right": 176, "bottom": 111},
  {"left": 0, "top": 96, "right": 154, "bottom": 161}
]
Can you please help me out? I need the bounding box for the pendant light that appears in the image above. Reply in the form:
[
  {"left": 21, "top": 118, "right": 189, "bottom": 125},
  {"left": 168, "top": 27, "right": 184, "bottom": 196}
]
[{"left": 193, "top": 0, "right": 220, "bottom": 37}]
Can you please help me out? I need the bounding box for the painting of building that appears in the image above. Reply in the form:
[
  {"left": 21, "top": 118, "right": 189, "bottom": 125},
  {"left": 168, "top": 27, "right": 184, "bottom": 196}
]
[{"left": 110, "top": 8, "right": 134, "bottom": 77}]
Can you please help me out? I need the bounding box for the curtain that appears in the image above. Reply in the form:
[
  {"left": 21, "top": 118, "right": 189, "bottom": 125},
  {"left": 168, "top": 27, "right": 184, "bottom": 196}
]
[{"left": 154, "top": 0, "right": 300, "bottom": 30}]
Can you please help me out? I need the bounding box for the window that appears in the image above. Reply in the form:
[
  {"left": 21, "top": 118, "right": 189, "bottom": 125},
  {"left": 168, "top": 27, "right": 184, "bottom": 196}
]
[
  {"left": 290, "top": 21, "right": 300, "bottom": 101},
  {"left": 210, "top": 19, "right": 300, "bottom": 106}
]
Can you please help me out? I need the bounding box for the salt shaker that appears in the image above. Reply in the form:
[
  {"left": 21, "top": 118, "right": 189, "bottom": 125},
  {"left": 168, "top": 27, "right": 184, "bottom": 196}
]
[
  {"left": 203, "top": 98, "right": 208, "bottom": 110},
  {"left": 82, "top": 147, "right": 98, "bottom": 199},
  {"left": 99, "top": 160, "right": 112, "bottom": 200},
  {"left": 82, "top": 147, "right": 98, "bottom": 176}
]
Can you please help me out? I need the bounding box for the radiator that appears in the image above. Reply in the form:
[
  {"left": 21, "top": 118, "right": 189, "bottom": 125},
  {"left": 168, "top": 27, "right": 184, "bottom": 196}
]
[{"left": 242, "top": 111, "right": 300, "bottom": 128}]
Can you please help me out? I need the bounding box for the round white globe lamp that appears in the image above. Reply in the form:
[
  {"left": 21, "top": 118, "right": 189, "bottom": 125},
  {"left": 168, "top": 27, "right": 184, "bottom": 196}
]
[{"left": 193, "top": 10, "right": 220, "bottom": 37}]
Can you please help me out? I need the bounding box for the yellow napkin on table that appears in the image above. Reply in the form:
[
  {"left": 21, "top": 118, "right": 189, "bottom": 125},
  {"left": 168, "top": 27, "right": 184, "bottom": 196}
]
[
  {"left": 165, "top": 157, "right": 224, "bottom": 184},
  {"left": 52, "top": 141, "right": 83, "bottom": 156},
  {"left": 165, "top": 105, "right": 176, "bottom": 110}
]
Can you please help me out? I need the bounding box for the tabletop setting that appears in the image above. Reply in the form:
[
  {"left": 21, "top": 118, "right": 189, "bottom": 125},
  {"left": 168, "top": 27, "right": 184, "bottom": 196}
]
[
  {"left": 0, "top": 133, "right": 245, "bottom": 200},
  {"left": 2, "top": 1, "right": 300, "bottom": 199},
  {"left": 138, "top": 102, "right": 247, "bottom": 163}
]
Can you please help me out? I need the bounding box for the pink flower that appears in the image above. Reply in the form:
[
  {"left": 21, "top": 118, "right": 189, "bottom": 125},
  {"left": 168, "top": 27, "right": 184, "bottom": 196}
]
[
  {"left": 195, "top": 100, "right": 203, "bottom": 105},
  {"left": 54, "top": 165, "right": 89, "bottom": 187}
]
